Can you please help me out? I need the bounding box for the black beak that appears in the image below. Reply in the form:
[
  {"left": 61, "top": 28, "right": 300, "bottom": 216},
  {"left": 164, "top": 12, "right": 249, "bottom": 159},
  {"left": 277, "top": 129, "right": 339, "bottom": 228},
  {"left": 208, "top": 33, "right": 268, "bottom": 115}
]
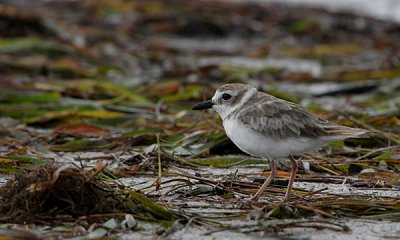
[{"left": 192, "top": 100, "right": 214, "bottom": 110}]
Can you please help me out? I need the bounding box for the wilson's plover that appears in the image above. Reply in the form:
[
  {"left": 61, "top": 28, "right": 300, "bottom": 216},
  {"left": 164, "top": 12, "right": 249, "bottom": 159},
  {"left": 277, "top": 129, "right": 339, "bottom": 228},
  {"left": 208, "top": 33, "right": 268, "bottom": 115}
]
[{"left": 192, "top": 83, "right": 368, "bottom": 201}]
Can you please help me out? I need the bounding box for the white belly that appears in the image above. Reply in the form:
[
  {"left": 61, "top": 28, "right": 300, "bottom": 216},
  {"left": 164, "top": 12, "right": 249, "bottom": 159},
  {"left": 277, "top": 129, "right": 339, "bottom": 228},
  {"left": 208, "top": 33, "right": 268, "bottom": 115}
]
[{"left": 223, "top": 118, "right": 326, "bottom": 159}]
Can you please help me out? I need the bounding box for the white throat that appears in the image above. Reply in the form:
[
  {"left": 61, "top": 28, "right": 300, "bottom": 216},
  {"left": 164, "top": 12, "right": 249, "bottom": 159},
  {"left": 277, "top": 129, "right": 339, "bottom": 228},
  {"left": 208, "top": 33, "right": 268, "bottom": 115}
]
[{"left": 214, "top": 88, "right": 257, "bottom": 120}]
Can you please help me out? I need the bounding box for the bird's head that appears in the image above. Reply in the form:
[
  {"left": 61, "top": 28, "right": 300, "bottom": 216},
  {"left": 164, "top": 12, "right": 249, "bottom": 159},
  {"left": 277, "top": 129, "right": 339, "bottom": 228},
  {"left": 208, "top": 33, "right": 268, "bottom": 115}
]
[{"left": 192, "top": 83, "right": 257, "bottom": 119}]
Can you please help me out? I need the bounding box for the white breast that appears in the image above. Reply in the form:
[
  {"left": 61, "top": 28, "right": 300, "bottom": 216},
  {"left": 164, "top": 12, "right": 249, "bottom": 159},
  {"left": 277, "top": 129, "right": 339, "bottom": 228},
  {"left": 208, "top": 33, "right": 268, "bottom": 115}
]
[{"left": 223, "top": 118, "right": 327, "bottom": 159}]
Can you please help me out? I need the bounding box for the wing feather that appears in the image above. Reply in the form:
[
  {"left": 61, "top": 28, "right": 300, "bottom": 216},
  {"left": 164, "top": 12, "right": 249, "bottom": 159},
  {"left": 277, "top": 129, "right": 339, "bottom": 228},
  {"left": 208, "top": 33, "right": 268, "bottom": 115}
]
[{"left": 236, "top": 93, "right": 329, "bottom": 139}]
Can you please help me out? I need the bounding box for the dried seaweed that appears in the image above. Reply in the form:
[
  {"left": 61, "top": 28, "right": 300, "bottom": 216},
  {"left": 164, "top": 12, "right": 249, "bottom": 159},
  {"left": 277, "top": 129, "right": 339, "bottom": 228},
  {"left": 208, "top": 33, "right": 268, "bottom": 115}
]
[{"left": 0, "top": 164, "right": 126, "bottom": 224}]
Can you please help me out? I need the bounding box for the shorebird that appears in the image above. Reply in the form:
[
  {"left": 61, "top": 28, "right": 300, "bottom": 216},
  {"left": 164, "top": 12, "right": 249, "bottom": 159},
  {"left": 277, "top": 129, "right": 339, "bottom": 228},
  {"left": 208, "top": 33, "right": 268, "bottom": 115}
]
[{"left": 192, "top": 83, "right": 368, "bottom": 201}]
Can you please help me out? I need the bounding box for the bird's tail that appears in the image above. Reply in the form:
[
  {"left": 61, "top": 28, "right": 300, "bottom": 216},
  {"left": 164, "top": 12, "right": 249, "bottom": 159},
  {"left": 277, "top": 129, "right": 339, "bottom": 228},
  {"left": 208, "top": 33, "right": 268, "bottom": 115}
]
[{"left": 324, "top": 124, "right": 371, "bottom": 140}]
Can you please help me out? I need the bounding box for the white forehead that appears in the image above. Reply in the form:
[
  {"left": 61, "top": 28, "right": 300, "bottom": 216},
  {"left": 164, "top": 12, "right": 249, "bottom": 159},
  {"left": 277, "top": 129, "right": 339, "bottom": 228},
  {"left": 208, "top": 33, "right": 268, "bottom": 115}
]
[
  {"left": 211, "top": 90, "right": 222, "bottom": 102},
  {"left": 211, "top": 89, "right": 234, "bottom": 102}
]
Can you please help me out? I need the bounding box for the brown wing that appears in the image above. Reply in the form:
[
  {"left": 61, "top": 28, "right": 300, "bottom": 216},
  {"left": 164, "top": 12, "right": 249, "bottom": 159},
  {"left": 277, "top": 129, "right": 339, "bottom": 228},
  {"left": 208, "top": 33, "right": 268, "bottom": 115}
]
[{"left": 236, "top": 93, "right": 329, "bottom": 139}]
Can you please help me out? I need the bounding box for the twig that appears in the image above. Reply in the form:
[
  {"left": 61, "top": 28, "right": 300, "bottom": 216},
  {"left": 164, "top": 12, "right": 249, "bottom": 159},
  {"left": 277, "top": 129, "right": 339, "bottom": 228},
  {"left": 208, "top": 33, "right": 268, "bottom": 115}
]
[
  {"left": 312, "top": 163, "right": 341, "bottom": 175},
  {"left": 161, "top": 150, "right": 203, "bottom": 168},
  {"left": 293, "top": 203, "right": 336, "bottom": 218},
  {"left": 156, "top": 132, "right": 162, "bottom": 178},
  {"left": 219, "top": 158, "right": 251, "bottom": 168},
  {"left": 355, "top": 145, "right": 400, "bottom": 161},
  {"left": 302, "top": 187, "right": 329, "bottom": 198}
]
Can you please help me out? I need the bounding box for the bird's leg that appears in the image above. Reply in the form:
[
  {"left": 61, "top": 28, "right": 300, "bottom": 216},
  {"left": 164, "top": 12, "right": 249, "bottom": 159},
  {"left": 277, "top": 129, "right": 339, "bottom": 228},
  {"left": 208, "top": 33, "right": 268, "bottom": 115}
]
[
  {"left": 251, "top": 161, "right": 276, "bottom": 201},
  {"left": 284, "top": 156, "right": 298, "bottom": 201}
]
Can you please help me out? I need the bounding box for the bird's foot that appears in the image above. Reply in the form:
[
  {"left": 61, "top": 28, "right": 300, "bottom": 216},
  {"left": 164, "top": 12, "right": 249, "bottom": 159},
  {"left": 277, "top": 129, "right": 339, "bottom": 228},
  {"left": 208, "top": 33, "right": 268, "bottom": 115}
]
[
  {"left": 250, "top": 194, "right": 261, "bottom": 202},
  {"left": 284, "top": 194, "right": 290, "bottom": 202}
]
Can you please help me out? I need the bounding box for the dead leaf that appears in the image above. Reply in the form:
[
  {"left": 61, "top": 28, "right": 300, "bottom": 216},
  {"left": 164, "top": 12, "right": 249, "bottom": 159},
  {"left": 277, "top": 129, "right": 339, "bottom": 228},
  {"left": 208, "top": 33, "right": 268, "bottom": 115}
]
[
  {"left": 359, "top": 172, "right": 400, "bottom": 186},
  {"left": 53, "top": 123, "right": 110, "bottom": 137},
  {"left": 261, "top": 170, "right": 291, "bottom": 178}
]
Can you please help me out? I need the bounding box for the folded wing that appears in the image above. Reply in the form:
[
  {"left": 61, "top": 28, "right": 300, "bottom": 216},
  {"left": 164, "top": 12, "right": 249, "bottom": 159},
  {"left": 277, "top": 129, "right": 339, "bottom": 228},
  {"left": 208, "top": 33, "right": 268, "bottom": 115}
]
[{"left": 237, "top": 93, "right": 367, "bottom": 140}]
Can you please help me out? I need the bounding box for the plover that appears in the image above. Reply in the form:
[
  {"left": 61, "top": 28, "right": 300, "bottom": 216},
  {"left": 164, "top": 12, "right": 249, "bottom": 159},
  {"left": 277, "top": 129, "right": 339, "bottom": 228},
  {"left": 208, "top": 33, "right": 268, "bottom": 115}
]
[{"left": 192, "top": 83, "right": 368, "bottom": 201}]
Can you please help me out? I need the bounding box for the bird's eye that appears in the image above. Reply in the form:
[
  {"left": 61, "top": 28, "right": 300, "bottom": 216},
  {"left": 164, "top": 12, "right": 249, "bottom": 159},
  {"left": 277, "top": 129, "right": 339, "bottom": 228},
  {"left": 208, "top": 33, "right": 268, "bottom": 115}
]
[{"left": 222, "top": 93, "right": 232, "bottom": 100}]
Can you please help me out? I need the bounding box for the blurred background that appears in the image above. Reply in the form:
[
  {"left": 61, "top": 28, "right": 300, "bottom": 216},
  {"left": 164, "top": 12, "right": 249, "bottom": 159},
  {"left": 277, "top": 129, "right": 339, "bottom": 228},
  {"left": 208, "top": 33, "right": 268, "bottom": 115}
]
[{"left": 1, "top": 0, "right": 399, "bottom": 134}]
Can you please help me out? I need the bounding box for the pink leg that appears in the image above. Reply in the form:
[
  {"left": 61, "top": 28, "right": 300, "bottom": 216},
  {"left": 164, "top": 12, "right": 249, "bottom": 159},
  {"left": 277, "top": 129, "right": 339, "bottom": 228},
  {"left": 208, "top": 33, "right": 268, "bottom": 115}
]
[
  {"left": 251, "top": 161, "right": 277, "bottom": 201},
  {"left": 284, "top": 156, "right": 298, "bottom": 201}
]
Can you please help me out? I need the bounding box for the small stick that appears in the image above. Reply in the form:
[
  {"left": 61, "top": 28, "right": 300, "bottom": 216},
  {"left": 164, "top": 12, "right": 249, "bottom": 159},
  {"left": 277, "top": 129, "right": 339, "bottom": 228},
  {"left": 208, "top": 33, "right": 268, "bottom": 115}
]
[
  {"left": 156, "top": 132, "right": 162, "bottom": 179},
  {"left": 294, "top": 203, "right": 336, "bottom": 218}
]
